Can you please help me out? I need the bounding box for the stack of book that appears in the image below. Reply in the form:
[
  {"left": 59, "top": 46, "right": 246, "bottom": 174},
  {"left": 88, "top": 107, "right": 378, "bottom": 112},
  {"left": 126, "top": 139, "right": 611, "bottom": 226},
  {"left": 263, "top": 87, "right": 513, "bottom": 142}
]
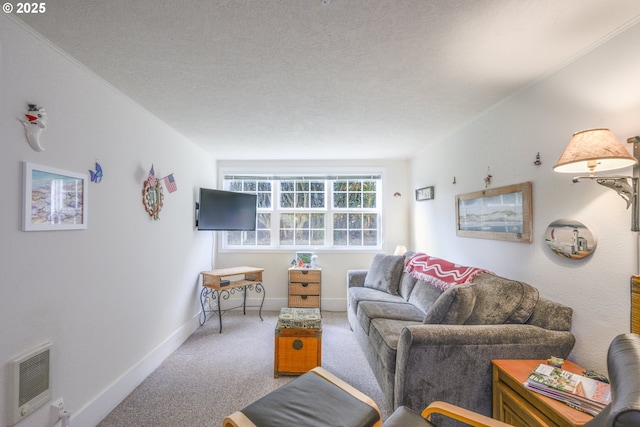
[{"left": 525, "top": 364, "right": 611, "bottom": 416}]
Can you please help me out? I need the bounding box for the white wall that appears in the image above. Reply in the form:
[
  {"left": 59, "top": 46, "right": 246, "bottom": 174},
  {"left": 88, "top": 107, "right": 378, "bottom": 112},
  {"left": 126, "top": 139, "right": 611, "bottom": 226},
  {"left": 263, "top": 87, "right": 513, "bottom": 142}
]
[
  {"left": 0, "top": 16, "right": 216, "bottom": 427},
  {"left": 215, "top": 159, "right": 411, "bottom": 311},
  {"left": 410, "top": 21, "right": 640, "bottom": 374}
]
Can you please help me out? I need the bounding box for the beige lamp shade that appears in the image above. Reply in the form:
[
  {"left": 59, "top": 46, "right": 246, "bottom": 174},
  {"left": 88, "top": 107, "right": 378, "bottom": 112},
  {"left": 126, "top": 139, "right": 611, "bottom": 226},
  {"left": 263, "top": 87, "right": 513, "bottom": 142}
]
[{"left": 553, "top": 128, "right": 637, "bottom": 175}]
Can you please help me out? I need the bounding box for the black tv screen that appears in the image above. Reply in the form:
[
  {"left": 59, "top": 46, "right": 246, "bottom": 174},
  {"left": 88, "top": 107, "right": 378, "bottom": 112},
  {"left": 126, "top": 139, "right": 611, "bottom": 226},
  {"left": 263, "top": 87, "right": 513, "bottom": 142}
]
[{"left": 196, "top": 188, "right": 257, "bottom": 231}]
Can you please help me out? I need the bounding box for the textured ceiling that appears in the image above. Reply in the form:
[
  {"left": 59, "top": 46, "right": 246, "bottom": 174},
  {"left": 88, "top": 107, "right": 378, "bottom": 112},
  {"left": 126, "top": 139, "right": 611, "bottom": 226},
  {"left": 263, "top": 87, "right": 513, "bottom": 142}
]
[{"left": 15, "top": 0, "right": 640, "bottom": 160}]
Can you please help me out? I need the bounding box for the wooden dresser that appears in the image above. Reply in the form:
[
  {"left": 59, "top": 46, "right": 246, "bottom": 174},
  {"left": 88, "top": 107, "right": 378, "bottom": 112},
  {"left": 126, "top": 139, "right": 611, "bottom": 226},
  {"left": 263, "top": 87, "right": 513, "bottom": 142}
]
[
  {"left": 492, "top": 359, "right": 594, "bottom": 427},
  {"left": 288, "top": 268, "right": 321, "bottom": 308}
]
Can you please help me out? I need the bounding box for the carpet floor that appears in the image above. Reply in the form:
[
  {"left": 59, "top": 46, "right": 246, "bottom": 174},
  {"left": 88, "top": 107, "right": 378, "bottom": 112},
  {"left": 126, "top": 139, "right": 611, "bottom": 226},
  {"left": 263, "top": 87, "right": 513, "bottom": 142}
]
[{"left": 97, "top": 311, "right": 389, "bottom": 426}]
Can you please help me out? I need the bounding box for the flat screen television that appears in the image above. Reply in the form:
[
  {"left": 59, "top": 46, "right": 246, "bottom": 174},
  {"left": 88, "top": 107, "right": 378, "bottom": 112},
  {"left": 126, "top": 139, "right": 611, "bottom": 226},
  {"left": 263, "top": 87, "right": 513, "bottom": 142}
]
[{"left": 196, "top": 188, "right": 257, "bottom": 231}]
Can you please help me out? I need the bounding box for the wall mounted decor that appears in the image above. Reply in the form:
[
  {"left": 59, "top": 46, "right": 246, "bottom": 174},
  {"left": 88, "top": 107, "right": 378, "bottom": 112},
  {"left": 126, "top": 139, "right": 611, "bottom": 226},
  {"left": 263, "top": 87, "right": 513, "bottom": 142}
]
[
  {"left": 456, "top": 181, "right": 532, "bottom": 243},
  {"left": 533, "top": 152, "right": 542, "bottom": 166},
  {"left": 484, "top": 167, "right": 493, "bottom": 187},
  {"left": 89, "top": 161, "right": 103, "bottom": 183},
  {"left": 23, "top": 162, "right": 88, "bottom": 231},
  {"left": 415, "top": 186, "right": 434, "bottom": 201},
  {"left": 20, "top": 104, "right": 48, "bottom": 152},
  {"left": 142, "top": 179, "right": 163, "bottom": 220},
  {"left": 544, "top": 219, "right": 596, "bottom": 259}
]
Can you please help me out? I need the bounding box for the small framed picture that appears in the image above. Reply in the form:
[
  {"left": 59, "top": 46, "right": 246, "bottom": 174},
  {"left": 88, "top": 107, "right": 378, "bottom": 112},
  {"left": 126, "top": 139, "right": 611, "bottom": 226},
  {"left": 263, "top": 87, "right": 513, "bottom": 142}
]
[
  {"left": 23, "top": 162, "right": 88, "bottom": 231},
  {"left": 415, "top": 186, "right": 434, "bottom": 201},
  {"left": 295, "top": 252, "right": 314, "bottom": 268}
]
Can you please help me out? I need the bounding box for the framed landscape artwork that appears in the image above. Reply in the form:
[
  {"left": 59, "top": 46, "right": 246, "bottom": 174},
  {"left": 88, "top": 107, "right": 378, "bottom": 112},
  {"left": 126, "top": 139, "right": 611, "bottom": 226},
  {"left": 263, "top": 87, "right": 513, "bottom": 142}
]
[
  {"left": 23, "top": 162, "right": 88, "bottom": 231},
  {"left": 455, "top": 182, "right": 532, "bottom": 243}
]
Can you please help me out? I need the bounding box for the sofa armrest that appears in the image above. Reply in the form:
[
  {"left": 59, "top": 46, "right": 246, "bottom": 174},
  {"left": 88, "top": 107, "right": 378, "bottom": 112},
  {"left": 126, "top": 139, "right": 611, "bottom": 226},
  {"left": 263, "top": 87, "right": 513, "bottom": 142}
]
[
  {"left": 347, "top": 269, "right": 368, "bottom": 288},
  {"left": 394, "top": 324, "right": 576, "bottom": 419}
]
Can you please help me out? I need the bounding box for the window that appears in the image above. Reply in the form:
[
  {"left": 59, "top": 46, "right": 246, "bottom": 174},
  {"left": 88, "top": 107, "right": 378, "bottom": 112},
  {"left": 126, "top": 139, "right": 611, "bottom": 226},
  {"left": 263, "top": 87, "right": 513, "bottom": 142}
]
[{"left": 222, "top": 173, "right": 382, "bottom": 250}]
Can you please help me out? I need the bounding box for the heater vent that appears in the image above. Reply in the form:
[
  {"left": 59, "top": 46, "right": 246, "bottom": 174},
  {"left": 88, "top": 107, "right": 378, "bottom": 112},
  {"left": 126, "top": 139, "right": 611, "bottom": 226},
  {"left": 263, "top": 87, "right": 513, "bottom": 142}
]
[{"left": 7, "top": 342, "right": 52, "bottom": 426}]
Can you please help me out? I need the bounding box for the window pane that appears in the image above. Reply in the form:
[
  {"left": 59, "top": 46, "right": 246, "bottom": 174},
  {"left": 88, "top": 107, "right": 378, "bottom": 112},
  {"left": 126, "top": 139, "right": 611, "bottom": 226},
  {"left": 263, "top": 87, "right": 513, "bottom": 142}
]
[
  {"left": 310, "top": 193, "right": 324, "bottom": 208},
  {"left": 334, "top": 181, "right": 347, "bottom": 191},
  {"left": 349, "top": 193, "right": 362, "bottom": 208},
  {"left": 228, "top": 181, "right": 242, "bottom": 191},
  {"left": 334, "top": 193, "right": 346, "bottom": 208},
  {"left": 296, "top": 193, "right": 309, "bottom": 208},
  {"left": 363, "top": 230, "right": 377, "bottom": 246},
  {"left": 348, "top": 181, "right": 361, "bottom": 191},
  {"left": 295, "top": 229, "right": 310, "bottom": 245},
  {"left": 310, "top": 182, "right": 324, "bottom": 191},
  {"left": 258, "top": 193, "right": 271, "bottom": 208},
  {"left": 280, "top": 192, "right": 294, "bottom": 208},
  {"left": 257, "top": 230, "right": 271, "bottom": 245},
  {"left": 334, "top": 213, "right": 347, "bottom": 229},
  {"left": 349, "top": 213, "right": 362, "bottom": 229},
  {"left": 258, "top": 213, "right": 270, "bottom": 229},
  {"left": 280, "top": 230, "right": 293, "bottom": 245},
  {"left": 363, "top": 214, "right": 377, "bottom": 229},
  {"left": 311, "top": 230, "right": 324, "bottom": 245},
  {"left": 280, "top": 213, "right": 294, "bottom": 228},
  {"left": 334, "top": 230, "right": 348, "bottom": 245},
  {"left": 242, "top": 231, "right": 256, "bottom": 245},
  {"left": 258, "top": 181, "right": 271, "bottom": 191},
  {"left": 363, "top": 193, "right": 376, "bottom": 208},
  {"left": 363, "top": 181, "right": 376, "bottom": 191},
  {"left": 281, "top": 181, "right": 294, "bottom": 191},
  {"left": 349, "top": 230, "right": 362, "bottom": 245},
  {"left": 310, "top": 213, "right": 325, "bottom": 228},
  {"left": 243, "top": 181, "right": 256, "bottom": 192},
  {"left": 228, "top": 231, "right": 241, "bottom": 245}
]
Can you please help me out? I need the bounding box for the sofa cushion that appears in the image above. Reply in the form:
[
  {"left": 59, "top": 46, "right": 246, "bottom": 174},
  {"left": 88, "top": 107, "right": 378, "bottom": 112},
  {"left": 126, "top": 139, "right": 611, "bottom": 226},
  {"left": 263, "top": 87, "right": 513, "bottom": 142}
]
[
  {"left": 364, "top": 254, "right": 404, "bottom": 295},
  {"left": 423, "top": 283, "right": 477, "bottom": 325},
  {"left": 407, "top": 280, "right": 443, "bottom": 314},
  {"left": 348, "top": 287, "right": 406, "bottom": 316},
  {"left": 357, "top": 301, "right": 425, "bottom": 334},
  {"left": 465, "top": 273, "right": 539, "bottom": 325},
  {"left": 369, "top": 318, "right": 422, "bottom": 374}
]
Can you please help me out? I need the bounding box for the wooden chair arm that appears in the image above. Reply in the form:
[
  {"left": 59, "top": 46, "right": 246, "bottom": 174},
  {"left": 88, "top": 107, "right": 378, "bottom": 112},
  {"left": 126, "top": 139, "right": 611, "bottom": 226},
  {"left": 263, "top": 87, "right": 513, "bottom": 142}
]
[{"left": 421, "top": 401, "right": 513, "bottom": 427}]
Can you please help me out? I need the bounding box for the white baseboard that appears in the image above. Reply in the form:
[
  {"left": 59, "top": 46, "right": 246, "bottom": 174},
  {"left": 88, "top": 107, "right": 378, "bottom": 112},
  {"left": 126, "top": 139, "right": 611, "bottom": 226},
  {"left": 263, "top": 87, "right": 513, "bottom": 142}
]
[
  {"left": 221, "top": 297, "right": 347, "bottom": 312},
  {"left": 71, "top": 297, "right": 347, "bottom": 425},
  {"left": 70, "top": 313, "right": 200, "bottom": 427}
]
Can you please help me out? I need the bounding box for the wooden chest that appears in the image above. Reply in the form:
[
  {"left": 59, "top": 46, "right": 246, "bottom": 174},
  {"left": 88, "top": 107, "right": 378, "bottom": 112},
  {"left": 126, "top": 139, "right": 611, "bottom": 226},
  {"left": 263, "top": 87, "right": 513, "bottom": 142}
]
[
  {"left": 274, "top": 308, "right": 322, "bottom": 378},
  {"left": 288, "top": 268, "right": 321, "bottom": 308}
]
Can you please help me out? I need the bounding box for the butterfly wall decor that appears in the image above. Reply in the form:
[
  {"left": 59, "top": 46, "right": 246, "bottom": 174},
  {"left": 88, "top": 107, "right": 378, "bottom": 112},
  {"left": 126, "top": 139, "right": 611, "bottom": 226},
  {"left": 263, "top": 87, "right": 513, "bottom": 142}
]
[{"left": 89, "top": 161, "right": 103, "bottom": 183}]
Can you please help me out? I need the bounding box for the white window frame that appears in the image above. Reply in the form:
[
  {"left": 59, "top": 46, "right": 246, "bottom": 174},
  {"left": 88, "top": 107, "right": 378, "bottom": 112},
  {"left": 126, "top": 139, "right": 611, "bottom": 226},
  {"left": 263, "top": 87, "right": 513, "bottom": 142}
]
[{"left": 219, "top": 167, "right": 385, "bottom": 252}]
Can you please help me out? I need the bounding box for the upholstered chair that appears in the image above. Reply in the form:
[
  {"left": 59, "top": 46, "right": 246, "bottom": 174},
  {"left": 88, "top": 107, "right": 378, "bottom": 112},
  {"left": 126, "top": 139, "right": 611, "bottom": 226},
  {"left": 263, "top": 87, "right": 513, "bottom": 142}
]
[{"left": 383, "top": 333, "right": 640, "bottom": 427}]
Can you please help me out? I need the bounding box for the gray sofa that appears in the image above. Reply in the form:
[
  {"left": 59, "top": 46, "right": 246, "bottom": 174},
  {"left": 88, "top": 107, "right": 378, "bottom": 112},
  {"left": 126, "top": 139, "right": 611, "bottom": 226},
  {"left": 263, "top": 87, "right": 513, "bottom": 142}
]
[{"left": 347, "top": 252, "right": 576, "bottom": 425}]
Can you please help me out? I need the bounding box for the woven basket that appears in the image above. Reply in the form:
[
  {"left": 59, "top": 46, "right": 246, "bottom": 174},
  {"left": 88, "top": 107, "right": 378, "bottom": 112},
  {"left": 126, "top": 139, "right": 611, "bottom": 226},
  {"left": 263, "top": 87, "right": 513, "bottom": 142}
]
[{"left": 632, "top": 275, "right": 640, "bottom": 334}]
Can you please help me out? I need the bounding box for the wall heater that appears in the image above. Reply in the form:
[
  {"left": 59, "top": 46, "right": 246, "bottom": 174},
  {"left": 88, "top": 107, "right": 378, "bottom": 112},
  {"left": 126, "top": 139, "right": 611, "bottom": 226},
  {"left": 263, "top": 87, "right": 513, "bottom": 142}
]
[{"left": 7, "top": 342, "right": 52, "bottom": 426}]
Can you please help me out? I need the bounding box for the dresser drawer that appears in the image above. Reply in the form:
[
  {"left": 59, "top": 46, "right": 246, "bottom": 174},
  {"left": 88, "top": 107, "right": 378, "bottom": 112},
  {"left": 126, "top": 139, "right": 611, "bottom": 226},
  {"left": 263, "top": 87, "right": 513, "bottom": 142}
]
[
  {"left": 289, "top": 295, "right": 320, "bottom": 308},
  {"left": 289, "top": 282, "right": 320, "bottom": 295},
  {"left": 289, "top": 269, "right": 321, "bottom": 283}
]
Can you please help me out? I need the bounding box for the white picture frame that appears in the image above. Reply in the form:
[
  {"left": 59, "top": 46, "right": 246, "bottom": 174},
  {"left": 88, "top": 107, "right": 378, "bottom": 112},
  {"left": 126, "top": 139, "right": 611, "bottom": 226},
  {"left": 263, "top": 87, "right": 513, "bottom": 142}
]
[{"left": 23, "top": 162, "right": 88, "bottom": 231}]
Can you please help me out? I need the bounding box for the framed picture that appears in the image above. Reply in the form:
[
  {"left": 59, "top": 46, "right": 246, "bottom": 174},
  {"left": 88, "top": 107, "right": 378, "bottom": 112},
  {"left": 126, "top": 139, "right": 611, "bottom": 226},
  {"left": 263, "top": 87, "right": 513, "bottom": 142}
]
[
  {"left": 295, "top": 252, "right": 314, "bottom": 268},
  {"left": 415, "top": 186, "right": 434, "bottom": 201},
  {"left": 545, "top": 219, "right": 597, "bottom": 259},
  {"left": 455, "top": 182, "right": 532, "bottom": 243},
  {"left": 23, "top": 162, "right": 88, "bottom": 231}
]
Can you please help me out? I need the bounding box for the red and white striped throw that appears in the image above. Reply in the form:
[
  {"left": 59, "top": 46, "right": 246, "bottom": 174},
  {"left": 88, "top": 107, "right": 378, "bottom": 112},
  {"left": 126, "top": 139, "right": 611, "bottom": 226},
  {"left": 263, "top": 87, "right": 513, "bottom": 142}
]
[{"left": 405, "top": 253, "right": 491, "bottom": 290}]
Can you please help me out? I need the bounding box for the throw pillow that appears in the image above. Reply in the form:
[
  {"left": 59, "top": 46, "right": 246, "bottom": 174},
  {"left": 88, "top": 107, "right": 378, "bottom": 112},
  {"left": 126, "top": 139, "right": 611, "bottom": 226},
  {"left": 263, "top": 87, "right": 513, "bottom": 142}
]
[
  {"left": 423, "top": 283, "right": 477, "bottom": 325},
  {"left": 465, "top": 273, "right": 539, "bottom": 325},
  {"left": 364, "top": 254, "right": 405, "bottom": 295}
]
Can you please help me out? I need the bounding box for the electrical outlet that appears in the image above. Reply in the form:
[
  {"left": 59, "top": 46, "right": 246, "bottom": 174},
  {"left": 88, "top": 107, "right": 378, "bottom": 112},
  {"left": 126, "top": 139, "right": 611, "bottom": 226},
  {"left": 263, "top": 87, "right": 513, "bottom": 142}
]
[{"left": 49, "top": 398, "right": 64, "bottom": 426}]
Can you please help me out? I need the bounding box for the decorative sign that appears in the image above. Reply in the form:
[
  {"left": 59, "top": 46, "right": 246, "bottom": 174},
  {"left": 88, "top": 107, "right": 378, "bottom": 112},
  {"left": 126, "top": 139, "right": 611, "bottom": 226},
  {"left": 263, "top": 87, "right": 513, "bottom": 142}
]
[
  {"left": 545, "top": 219, "right": 597, "bottom": 259},
  {"left": 415, "top": 186, "right": 434, "bottom": 201}
]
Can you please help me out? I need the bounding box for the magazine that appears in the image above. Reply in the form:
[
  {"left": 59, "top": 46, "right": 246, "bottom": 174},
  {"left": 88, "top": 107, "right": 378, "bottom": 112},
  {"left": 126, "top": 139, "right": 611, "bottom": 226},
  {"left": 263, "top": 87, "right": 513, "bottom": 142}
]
[{"left": 525, "top": 364, "right": 611, "bottom": 416}]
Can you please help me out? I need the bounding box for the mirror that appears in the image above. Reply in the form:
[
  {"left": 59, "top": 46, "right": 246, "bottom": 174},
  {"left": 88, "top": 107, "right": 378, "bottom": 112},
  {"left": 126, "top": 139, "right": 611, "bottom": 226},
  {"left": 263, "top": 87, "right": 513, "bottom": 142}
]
[{"left": 142, "top": 179, "right": 163, "bottom": 220}]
